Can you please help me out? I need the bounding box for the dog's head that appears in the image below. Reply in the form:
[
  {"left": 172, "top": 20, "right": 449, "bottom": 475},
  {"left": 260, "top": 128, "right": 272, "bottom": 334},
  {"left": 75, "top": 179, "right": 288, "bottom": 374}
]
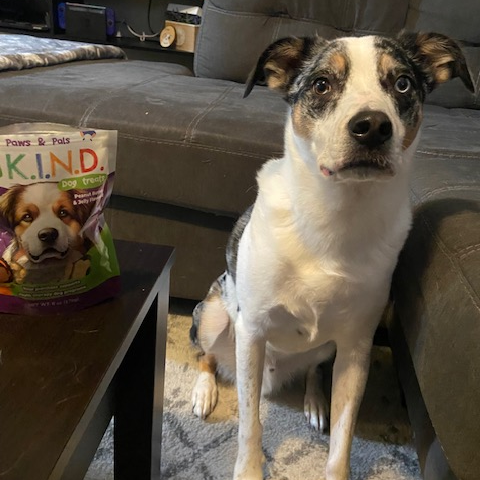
[
  {"left": 245, "top": 32, "right": 474, "bottom": 182},
  {"left": 0, "top": 183, "right": 93, "bottom": 263}
]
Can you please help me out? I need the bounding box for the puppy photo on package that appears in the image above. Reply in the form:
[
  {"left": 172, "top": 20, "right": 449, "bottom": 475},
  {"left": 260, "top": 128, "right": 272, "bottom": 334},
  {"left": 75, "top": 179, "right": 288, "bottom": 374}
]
[{"left": 0, "top": 123, "right": 120, "bottom": 314}]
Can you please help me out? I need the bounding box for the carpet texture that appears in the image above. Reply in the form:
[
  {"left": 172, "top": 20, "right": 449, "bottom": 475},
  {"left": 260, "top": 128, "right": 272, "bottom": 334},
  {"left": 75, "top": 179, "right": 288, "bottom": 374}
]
[{"left": 85, "top": 301, "right": 421, "bottom": 480}]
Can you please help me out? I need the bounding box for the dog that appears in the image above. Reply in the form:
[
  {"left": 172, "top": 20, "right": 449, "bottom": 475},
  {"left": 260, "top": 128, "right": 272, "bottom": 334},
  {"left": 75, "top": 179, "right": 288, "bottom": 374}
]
[
  {"left": 0, "top": 182, "right": 93, "bottom": 284},
  {"left": 190, "top": 32, "right": 474, "bottom": 480}
]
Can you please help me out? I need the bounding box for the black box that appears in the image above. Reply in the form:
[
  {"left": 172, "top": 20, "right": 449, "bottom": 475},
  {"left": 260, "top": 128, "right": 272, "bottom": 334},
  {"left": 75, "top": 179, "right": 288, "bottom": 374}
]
[{"left": 65, "top": 2, "right": 106, "bottom": 41}]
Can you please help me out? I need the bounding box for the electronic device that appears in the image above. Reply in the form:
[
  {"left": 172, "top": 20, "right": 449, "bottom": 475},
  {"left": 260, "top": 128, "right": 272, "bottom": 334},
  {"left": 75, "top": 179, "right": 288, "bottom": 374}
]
[
  {"left": 59, "top": 2, "right": 115, "bottom": 39},
  {"left": 57, "top": 2, "right": 66, "bottom": 29}
]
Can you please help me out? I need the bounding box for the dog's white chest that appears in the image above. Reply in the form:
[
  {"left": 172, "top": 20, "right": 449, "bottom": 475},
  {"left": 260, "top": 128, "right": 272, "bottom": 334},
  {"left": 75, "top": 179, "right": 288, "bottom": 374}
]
[{"left": 260, "top": 248, "right": 393, "bottom": 355}]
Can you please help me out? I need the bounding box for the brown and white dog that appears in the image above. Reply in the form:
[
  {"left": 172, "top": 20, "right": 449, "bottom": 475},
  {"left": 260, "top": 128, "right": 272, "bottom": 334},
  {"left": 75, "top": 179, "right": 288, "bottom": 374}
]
[
  {"left": 0, "top": 182, "right": 93, "bottom": 283},
  {"left": 190, "top": 33, "right": 474, "bottom": 479}
]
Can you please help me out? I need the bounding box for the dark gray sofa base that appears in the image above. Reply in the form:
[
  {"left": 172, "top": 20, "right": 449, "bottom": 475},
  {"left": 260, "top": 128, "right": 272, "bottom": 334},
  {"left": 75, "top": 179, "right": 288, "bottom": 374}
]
[
  {"left": 106, "top": 195, "right": 236, "bottom": 300},
  {"left": 389, "top": 314, "right": 456, "bottom": 480}
]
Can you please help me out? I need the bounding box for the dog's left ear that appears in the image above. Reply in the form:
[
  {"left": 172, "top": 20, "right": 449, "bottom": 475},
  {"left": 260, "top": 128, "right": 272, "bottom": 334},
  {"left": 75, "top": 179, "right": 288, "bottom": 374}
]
[
  {"left": 398, "top": 32, "right": 474, "bottom": 93},
  {"left": 0, "top": 186, "right": 22, "bottom": 228},
  {"left": 244, "top": 36, "right": 315, "bottom": 99}
]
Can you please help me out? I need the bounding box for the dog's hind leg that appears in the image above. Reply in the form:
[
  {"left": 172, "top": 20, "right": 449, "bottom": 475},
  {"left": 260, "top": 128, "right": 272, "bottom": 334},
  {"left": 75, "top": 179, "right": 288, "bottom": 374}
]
[
  {"left": 191, "top": 278, "right": 233, "bottom": 419},
  {"left": 304, "top": 364, "right": 329, "bottom": 432}
]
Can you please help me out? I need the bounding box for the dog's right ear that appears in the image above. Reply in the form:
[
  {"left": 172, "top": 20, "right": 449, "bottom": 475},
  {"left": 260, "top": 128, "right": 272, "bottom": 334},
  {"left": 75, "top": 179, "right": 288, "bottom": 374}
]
[{"left": 244, "top": 37, "right": 314, "bottom": 98}]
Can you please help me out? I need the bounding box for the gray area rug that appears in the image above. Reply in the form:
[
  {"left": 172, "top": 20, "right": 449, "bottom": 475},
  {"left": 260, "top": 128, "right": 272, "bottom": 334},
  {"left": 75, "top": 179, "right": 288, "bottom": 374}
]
[
  {"left": 85, "top": 301, "right": 421, "bottom": 480},
  {"left": 0, "top": 34, "right": 125, "bottom": 72}
]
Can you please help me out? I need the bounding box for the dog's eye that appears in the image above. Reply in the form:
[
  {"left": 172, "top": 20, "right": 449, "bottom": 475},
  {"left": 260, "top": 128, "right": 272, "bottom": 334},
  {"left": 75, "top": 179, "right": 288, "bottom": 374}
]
[
  {"left": 394, "top": 76, "right": 412, "bottom": 94},
  {"left": 21, "top": 213, "right": 32, "bottom": 223},
  {"left": 58, "top": 209, "right": 69, "bottom": 218},
  {"left": 313, "top": 77, "right": 331, "bottom": 95}
]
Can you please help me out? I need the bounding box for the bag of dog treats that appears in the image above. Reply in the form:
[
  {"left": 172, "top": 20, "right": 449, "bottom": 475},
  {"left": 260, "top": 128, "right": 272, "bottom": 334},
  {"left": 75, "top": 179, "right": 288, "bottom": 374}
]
[{"left": 0, "top": 123, "right": 120, "bottom": 314}]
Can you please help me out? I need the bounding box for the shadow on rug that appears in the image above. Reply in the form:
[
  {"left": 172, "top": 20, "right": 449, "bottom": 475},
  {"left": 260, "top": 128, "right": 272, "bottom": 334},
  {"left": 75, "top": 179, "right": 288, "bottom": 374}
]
[{"left": 85, "top": 299, "right": 421, "bottom": 480}]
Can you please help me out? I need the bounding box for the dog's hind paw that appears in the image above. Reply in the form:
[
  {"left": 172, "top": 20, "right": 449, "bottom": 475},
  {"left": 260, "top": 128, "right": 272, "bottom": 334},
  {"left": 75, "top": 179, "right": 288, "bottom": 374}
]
[
  {"left": 192, "top": 371, "right": 218, "bottom": 419},
  {"left": 304, "top": 389, "right": 329, "bottom": 432}
]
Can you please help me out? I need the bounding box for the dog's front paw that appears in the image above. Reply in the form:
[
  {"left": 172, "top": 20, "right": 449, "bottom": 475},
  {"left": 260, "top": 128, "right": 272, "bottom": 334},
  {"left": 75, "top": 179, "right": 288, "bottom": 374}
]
[
  {"left": 304, "top": 388, "right": 329, "bottom": 432},
  {"left": 192, "top": 371, "right": 218, "bottom": 419}
]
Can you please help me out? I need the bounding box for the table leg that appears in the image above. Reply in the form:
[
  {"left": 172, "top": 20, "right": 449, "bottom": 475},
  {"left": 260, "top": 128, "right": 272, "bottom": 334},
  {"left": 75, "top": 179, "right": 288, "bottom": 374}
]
[{"left": 114, "top": 274, "right": 170, "bottom": 480}]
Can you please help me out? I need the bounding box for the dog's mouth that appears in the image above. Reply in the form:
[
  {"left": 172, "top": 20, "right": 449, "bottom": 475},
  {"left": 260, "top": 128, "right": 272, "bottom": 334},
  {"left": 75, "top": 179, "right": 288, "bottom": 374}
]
[
  {"left": 29, "top": 248, "right": 69, "bottom": 263},
  {"left": 321, "top": 157, "right": 394, "bottom": 180}
]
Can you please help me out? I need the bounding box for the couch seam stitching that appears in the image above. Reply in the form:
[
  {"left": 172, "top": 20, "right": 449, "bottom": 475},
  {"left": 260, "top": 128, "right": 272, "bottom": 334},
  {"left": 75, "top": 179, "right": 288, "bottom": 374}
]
[
  {"left": 78, "top": 74, "right": 162, "bottom": 127},
  {"left": 0, "top": 115, "right": 279, "bottom": 159},
  {"left": 206, "top": 2, "right": 337, "bottom": 24},
  {"left": 183, "top": 85, "right": 235, "bottom": 143},
  {"left": 415, "top": 149, "right": 480, "bottom": 159},
  {"left": 417, "top": 185, "right": 480, "bottom": 201},
  {"left": 271, "top": 16, "right": 281, "bottom": 42},
  {"left": 457, "top": 243, "right": 480, "bottom": 260},
  {"left": 418, "top": 210, "right": 480, "bottom": 313},
  {"left": 473, "top": 66, "right": 480, "bottom": 106},
  {"left": 119, "top": 132, "right": 280, "bottom": 159}
]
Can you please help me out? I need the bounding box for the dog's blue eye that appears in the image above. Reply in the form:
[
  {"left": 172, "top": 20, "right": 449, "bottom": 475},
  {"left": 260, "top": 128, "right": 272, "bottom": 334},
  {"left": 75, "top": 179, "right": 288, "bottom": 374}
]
[
  {"left": 394, "top": 76, "right": 412, "bottom": 94},
  {"left": 313, "top": 77, "right": 331, "bottom": 95}
]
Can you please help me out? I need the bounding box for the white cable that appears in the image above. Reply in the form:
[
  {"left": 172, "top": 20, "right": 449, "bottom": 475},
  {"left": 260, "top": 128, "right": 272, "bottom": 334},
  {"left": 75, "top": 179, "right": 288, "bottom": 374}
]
[{"left": 126, "top": 23, "right": 160, "bottom": 42}]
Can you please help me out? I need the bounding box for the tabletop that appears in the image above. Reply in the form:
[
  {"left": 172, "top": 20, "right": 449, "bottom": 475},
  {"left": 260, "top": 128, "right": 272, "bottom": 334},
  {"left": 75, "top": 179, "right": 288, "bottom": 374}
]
[{"left": 0, "top": 240, "right": 175, "bottom": 479}]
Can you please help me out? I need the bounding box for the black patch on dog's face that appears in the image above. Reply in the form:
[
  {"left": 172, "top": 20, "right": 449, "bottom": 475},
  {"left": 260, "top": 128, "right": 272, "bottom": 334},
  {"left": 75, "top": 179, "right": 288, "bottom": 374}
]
[
  {"left": 287, "top": 40, "right": 351, "bottom": 137},
  {"left": 288, "top": 41, "right": 351, "bottom": 104},
  {"left": 375, "top": 37, "right": 424, "bottom": 132}
]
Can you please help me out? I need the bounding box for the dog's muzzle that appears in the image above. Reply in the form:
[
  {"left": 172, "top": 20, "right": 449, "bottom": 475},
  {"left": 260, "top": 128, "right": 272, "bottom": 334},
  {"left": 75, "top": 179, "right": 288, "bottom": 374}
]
[
  {"left": 320, "top": 110, "right": 395, "bottom": 179},
  {"left": 27, "top": 228, "right": 69, "bottom": 262}
]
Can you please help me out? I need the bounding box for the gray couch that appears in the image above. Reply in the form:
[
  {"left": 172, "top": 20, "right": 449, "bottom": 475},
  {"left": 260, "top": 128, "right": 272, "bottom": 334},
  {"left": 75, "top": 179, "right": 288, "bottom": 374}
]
[{"left": 0, "top": 0, "right": 478, "bottom": 478}]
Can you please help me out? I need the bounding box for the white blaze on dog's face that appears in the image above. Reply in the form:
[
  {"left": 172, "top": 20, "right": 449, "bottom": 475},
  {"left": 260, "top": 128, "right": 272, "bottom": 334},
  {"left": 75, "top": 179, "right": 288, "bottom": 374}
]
[
  {"left": 3, "top": 183, "right": 85, "bottom": 262},
  {"left": 245, "top": 33, "right": 474, "bottom": 182}
]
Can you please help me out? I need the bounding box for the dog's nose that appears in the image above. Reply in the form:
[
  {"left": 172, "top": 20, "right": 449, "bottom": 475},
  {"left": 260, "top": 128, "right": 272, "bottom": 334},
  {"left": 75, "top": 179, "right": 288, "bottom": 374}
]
[
  {"left": 348, "top": 110, "right": 392, "bottom": 148},
  {"left": 38, "top": 228, "right": 59, "bottom": 244}
]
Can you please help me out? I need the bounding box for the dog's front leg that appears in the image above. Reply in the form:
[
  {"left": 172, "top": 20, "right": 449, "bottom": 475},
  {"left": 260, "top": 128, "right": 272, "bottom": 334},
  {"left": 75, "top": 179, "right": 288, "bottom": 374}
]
[
  {"left": 233, "top": 313, "right": 266, "bottom": 480},
  {"left": 326, "top": 338, "right": 372, "bottom": 480}
]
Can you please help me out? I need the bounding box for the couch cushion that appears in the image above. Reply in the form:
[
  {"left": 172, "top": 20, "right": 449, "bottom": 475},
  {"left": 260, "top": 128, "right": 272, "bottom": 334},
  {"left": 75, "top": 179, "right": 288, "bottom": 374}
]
[
  {"left": 194, "top": 0, "right": 409, "bottom": 83},
  {"left": 405, "top": 0, "right": 480, "bottom": 110},
  {"left": 0, "top": 60, "right": 285, "bottom": 216},
  {"left": 392, "top": 105, "right": 480, "bottom": 480},
  {"left": 405, "top": 0, "right": 480, "bottom": 44},
  {"left": 417, "top": 105, "right": 480, "bottom": 157}
]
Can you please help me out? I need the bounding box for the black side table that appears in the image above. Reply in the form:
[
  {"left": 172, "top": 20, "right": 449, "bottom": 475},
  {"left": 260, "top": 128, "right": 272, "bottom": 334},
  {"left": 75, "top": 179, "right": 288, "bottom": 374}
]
[{"left": 0, "top": 240, "right": 175, "bottom": 480}]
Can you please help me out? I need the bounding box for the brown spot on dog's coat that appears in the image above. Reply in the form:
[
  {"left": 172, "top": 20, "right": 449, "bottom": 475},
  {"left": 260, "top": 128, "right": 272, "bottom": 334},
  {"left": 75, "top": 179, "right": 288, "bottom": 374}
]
[
  {"left": 198, "top": 353, "right": 217, "bottom": 374},
  {"left": 378, "top": 53, "right": 400, "bottom": 79},
  {"left": 329, "top": 52, "right": 348, "bottom": 76},
  {"left": 292, "top": 103, "right": 314, "bottom": 139}
]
